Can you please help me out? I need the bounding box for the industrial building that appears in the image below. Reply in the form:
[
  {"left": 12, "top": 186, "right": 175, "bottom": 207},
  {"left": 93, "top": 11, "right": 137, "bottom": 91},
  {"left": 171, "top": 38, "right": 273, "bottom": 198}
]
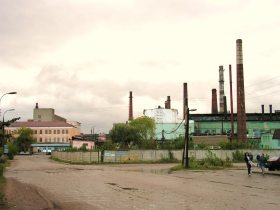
[{"left": 143, "top": 106, "right": 194, "bottom": 140}]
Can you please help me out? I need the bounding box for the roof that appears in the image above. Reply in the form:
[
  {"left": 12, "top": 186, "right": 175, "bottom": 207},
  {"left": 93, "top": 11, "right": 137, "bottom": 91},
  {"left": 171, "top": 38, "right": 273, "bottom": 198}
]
[
  {"left": 9, "top": 121, "right": 75, "bottom": 128},
  {"left": 273, "top": 129, "right": 280, "bottom": 139},
  {"left": 31, "top": 143, "right": 71, "bottom": 147}
]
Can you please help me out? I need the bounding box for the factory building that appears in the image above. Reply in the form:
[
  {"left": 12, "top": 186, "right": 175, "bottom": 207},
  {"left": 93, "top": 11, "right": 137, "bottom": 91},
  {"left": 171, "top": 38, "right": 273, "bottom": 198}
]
[
  {"left": 143, "top": 106, "right": 194, "bottom": 140},
  {"left": 190, "top": 105, "right": 280, "bottom": 148}
]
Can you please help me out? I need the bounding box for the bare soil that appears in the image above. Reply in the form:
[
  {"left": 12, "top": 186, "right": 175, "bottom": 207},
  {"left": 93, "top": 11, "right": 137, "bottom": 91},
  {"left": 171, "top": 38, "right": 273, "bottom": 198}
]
[{"left": 3, "top": 155, "right": 280, "bottom": 210}]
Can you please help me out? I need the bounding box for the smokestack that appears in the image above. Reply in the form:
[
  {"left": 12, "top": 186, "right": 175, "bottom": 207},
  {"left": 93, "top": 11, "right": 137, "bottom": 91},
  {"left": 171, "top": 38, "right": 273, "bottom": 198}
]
[
  {"left": 129, "top": 91, "right": 133, "bottom": 121},
  {"left": 219, "top": 65, "right": 225, "bottom": 113},
  {"left": 261, "top": 104, "right": 264, "bottom": 114},
  {"left": 236, "top": 39, "right": 247, "bottom": 142},
  {"left": 35, "top": 103, "right": 39, "bottom": 109},
  {"left": 269, "top": 104, "right": 272, "bottom": 114},
  {"left": 211, "top": 89, "right": 218, "bottom": 114},
  {"left": 165, "top": 100, "right": 168, "bottom": 109},
  {"left": 167, "top": 96, "right": 171, "bottom": 109}
]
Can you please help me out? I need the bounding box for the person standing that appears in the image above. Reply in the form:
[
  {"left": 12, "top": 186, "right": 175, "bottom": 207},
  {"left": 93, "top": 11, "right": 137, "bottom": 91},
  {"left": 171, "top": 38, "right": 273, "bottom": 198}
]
[
  {"left": 259, "top": 153, "right": 266, "bottom": 175},
  {"left": 244, "top": 152, "right": 252, "bottom": 176}
]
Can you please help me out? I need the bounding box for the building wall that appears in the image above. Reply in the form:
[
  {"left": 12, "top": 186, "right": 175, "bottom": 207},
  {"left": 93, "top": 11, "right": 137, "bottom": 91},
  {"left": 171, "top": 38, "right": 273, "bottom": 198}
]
[
  {"left": 144, "top": 107, "right": 195, "bottom": 140},
  {"left": 6, "top": 126, "right": 80, "bottom": 144},
  {"left": 260, "top": 134, "right": 280, "bottom": 149},
  {"left": 155, "top": 121, "right": 194, "bottom": 140},
  {"left": 33, "top": 108, "right": 55, "bottom": 121},
  {"left": 53, "top": 149, "right": 280, "bottom": 163},
  {"left": 72, "top": 140, "right": 95, "bottom": 150},
  {"left": 195, "top": 121, "right": 280, "bottom": 138},
  {"left": 144, "top": 108, "right": 180, "bottom": 123}
]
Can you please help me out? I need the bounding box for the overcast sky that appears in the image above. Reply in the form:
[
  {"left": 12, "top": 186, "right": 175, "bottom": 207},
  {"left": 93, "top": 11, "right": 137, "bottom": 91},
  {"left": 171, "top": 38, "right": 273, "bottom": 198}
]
[{"left": 1, "top": 0, "right": 280, "bottom": 133}]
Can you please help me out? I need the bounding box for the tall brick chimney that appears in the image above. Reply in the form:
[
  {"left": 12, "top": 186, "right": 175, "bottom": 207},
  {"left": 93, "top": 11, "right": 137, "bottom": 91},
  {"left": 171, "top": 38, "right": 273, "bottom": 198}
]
[
  {"left": 236, "top": 39, "right": 247, "bottom": 142},
  {"left": 211, "top": 89, "right": 218, "bottom": 114}
]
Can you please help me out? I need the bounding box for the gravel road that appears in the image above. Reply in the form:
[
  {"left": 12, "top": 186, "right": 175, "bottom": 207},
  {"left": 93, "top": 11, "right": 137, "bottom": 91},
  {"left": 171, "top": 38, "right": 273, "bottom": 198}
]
[{"left": 4, "top": 155, "right": 280, "bottom": 210}]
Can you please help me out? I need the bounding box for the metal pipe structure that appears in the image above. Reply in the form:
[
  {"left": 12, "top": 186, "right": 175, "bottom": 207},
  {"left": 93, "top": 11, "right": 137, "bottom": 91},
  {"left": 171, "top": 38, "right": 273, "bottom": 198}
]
[
  {"left": 236, "top": 39, "right": 247, "bottom": 142},
  {"left": 211, "top": 89, "right": 218, "bottom": 114},
  {"left": 219, "top": 66, "right": 225, "bottom": 113},
  {"left": 229, "top": 65, "right": 234, "bottom": 141},
  {"left": 128, "top": 91, "right": 133, "bottom": 121}
]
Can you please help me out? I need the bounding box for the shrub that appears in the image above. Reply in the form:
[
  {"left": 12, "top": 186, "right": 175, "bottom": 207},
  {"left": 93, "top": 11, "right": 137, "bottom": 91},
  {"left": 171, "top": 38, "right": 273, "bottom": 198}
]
[
  {"left": 219, "top": 140, "right": 260, "bottom": 150},
  {"left": 0, "top": 164, "right": 3, "bottom": 177},
  {"left": 232, "top": 150, "right": 244, "bottom": 162},
  {"left": 7, "top": 143, "right": 18, "bottom": 160},
  {"left": 189, "top": 150, "right": 232, "bottom": 169}
]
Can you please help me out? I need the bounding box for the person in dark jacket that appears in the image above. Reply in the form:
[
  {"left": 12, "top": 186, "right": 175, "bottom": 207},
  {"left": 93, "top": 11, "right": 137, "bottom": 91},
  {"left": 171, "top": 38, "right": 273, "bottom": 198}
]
[
  {"left": 244, "top": 152, "right": 252, "bottom": 175},
  {"left": 259, "top": 153, "right": 266, "bottom": 175}
]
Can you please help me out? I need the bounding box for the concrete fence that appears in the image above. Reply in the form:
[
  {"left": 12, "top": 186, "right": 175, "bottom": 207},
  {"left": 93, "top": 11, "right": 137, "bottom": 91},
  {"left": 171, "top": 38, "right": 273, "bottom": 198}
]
[
  {"left": 52, "top": 151, "right": 100, "bottom": 163},
  {"left": 52, "top": 149, "right": 280, "bottom": 163}
]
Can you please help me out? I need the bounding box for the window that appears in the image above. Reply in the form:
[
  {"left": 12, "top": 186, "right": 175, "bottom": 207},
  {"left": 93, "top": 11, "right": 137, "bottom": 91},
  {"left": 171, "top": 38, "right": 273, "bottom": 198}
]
[
  {"left": 57, "top": 130, "right": 60, "bottom": 134},
  {"left": 57, "top": 138, "right": 60, "bottom": 142},
  {"left": 49, "top": 130, "right": 52, "bottom": 134},
  {"left": 40, "top": 130, "right": 42, "bottom": 134},
  {"left": 38, "top": 115, "right": 41, "bottom": 119},
  {"left": 62, "top": 129, "right": 65, "bottom": 134},
  {"left": 66, "top": 129, "right": 68, "bottom": 134},
  {"left": 49, "top": 138, "right": 51, "bottom": 142},
  {"left": 54, "top": 130, "right": 56, "bottom": 134},
  {"left": 54, "top": 137, "right": 56, "bottom": 142},
  {"left": 45, "top": 138, "right": 48, "bottom": 142},
  {"left": 34, "top": 130, "right": 37, "bottom": 134},
  {"left": 45, "top": 130, "right": 48, "bottom": 134},
  {"left": 278, "top": 140, "right": 280, "bottom": 147},
  {"left": 62, "top": 137, "right": 64, "bottom": 142},
  {"left": 40, "top": 138, "right": 42, "bottom": 143}
]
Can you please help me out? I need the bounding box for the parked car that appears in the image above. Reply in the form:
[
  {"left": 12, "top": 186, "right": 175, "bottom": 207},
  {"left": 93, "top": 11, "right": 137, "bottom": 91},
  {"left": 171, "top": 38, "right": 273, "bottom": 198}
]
[{"left": 266, "top": 156, "right": 280, "bottom": 171}]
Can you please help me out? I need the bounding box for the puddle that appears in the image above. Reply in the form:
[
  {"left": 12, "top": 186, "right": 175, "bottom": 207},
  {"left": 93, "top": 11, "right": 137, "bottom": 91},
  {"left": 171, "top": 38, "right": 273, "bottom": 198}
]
[
  {"left": 106, "top": 183, "right": 138, "bottom": 191},
  {"left": 107, "top": 183, "right": 117, "bottom": 186},
  {"left": 119, "top": 168, "right": 171, "bottom": 175}
]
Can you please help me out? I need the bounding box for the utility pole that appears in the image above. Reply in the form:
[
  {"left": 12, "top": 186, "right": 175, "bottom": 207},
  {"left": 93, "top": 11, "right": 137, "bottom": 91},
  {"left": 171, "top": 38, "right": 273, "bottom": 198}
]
[
  {"left": 182, "top": 83, "right": 188, "bottom": 167},
  {"left": 229, "top": 64, "right": 234, "bottom": 141}
]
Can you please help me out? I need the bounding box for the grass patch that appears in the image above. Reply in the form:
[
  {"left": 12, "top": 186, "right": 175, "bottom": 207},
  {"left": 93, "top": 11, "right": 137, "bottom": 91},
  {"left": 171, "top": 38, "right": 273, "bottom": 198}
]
[{"left": 0, "top": 164, "right": 8, "bottom": 209}]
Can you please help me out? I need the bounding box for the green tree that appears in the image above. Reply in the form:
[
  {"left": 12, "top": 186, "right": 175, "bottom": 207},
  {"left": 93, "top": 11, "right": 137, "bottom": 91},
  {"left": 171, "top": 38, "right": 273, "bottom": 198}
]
[
  {"left": 109, "top": 117, "right": 156, "bottom": 149},
  {"left": 0, "top": 117, "right": 20, "bottom": 147},
  {"left": 16, "top": 128, "right": 35, "bottom": 152},
  {"left": 129, "top": 116, "right": 155, "bottom": 141},
  {"left": 109, "top": 123, "right": 141, "bottom": 148}
]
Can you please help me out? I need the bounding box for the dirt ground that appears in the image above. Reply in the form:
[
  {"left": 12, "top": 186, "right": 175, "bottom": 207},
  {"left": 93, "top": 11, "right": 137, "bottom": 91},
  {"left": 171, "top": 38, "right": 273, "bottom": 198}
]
[{"left": 3, "top": 155, "right": 280, "bottom": 210}]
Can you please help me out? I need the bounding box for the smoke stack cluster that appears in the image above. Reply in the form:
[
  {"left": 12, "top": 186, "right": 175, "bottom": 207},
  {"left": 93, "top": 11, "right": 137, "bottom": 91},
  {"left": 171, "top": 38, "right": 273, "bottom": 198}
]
[
  {"left": 128, "top": 91, "right": 133, "bottom": 121},
  {"left": 211, "top": 89, "right": 218, "bottom": 114},
  {"left": 236, "top": 39, "right": 247, "bottom": 142}
]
